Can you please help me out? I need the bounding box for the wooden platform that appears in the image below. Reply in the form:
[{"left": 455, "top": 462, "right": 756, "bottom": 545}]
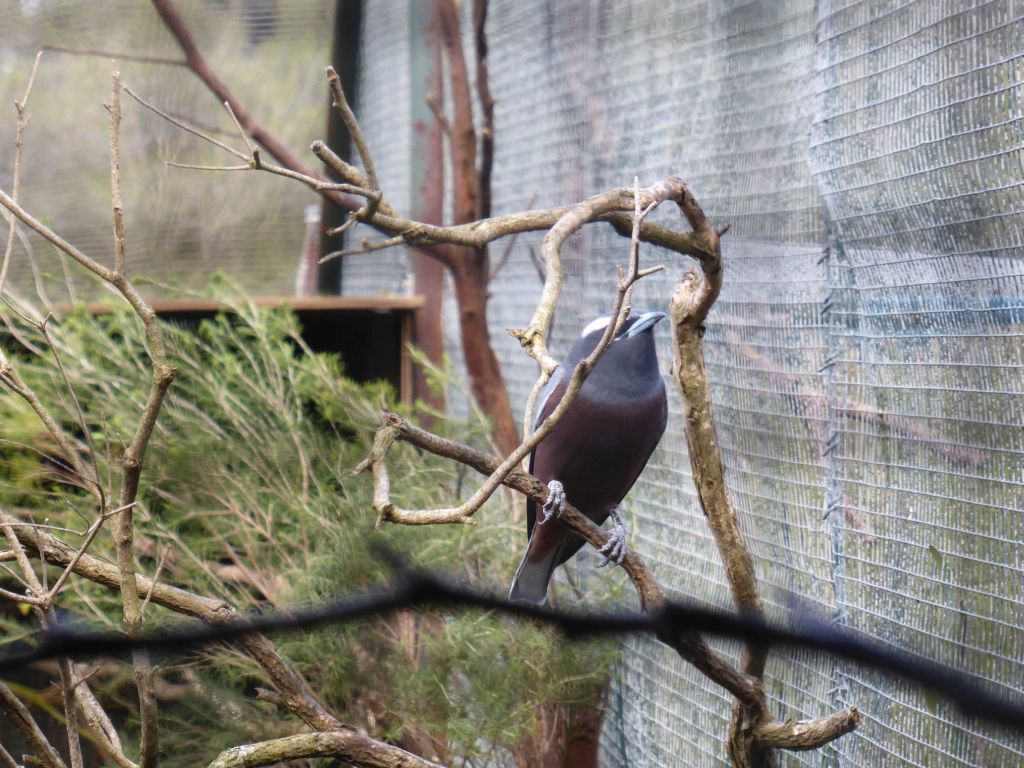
[
  {"left": 59, "top": 294, "right": 425, "bottom": 405},
  {"left": 69, "top": 294, "right": 425, "bottom": 315}
]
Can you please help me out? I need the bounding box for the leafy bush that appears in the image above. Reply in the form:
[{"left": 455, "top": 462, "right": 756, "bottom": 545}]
[{"left": 0, "top": 293, "right": 617, "bottom": 765}]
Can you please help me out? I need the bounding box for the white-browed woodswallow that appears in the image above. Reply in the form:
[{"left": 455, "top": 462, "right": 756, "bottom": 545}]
[{"left": 509, "top": 310, "right": 668, "bottom": 604}]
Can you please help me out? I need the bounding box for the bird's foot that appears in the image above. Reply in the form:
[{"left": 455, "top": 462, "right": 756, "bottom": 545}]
[
  {"left": 597, "top": 506, "right": 628, "bottom": 567},
  {"left": 539, "top": 480, "right": 566, "bottom": 525}
]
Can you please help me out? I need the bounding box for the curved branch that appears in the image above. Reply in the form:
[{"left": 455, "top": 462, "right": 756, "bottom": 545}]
[
  {"left": 667, "top": 185, "right": 772, "bottom": 767},
  {"left": 206, "top": 732, "right": 446, "bottom": 768}
]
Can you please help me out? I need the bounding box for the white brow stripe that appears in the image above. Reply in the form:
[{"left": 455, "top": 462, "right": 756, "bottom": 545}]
[{"left": 581, "top": 315, "right": 612, "bottom": 337}]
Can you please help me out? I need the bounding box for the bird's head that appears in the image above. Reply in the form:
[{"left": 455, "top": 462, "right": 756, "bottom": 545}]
[
  {"left": 578, "top": 309, "right": 667, "bottom": 345},
  {"left": 566, "top": 309, "right": 667, "bottom": 369},
  {"left": 563, "top": 309, "right": 667, "bottom": 400}
]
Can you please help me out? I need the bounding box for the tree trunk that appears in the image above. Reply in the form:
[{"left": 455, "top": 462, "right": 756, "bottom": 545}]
[{"left": 450, "top": 251, "right": 519, "bottom": 456}]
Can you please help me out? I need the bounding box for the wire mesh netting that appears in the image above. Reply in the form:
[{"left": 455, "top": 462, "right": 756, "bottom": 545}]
[
  {"left": 349, "top": 1, "right": 1024, "bottom": 765},
  {"left": 0, "top": 0, "right": 333, "bottom": 302},
  {"left": 1, "top": 0, "right": 1022, "bottom": 766}
]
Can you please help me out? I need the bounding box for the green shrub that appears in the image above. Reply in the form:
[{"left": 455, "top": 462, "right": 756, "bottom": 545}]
[{"left": 0, "top": 291, "right": 618, "bottom": 765}]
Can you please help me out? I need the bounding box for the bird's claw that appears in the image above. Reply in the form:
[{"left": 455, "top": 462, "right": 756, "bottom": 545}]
[
  {"left": 597, "top": 507, "right": 628, "bottom": 567},
  {"left": 539, "top": 480, "right": 566, "bottom": 525}
]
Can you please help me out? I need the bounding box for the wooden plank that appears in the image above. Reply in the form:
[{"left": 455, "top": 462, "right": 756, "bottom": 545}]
[{"left": 57, "top": 294, "right": 425, "bottom": 316}]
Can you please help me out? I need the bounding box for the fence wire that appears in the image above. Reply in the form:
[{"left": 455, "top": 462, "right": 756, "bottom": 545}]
[
  {"left": 0, "top": 0, "right": 333, "bottom": 302},
  {"left": 407, "top": 1, "right": 1023, "bottom": 765},
  {"left": 1, "top": 1, "right": 1022, "bottom": 766}
]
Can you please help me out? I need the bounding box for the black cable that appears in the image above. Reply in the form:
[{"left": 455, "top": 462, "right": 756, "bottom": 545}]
[{"left": 2, "top": 570, "right": 1022, "bottom": 731}]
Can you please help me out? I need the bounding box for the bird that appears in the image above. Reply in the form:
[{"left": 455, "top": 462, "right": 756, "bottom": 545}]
[{"left": 509, "top": 309, "right": 669, "bottom": 604}]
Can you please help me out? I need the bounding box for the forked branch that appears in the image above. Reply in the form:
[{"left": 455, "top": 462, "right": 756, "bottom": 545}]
[{"left": 358, "top": 180, "right": 859, "bottom": 763}]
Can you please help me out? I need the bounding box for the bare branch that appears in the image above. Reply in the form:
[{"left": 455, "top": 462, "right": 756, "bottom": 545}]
[
  {"left": 58, "top": 658, "right": 85, "bottom": 768},
  {"left": 74, "top": 679, "right": 139, "bottom": 768},
  {"left": 512, "top": 178, "right": 689, "bottom": 377},
  {"left": 473, "top": 0, "right": 495, "bottom": 221},
  {"left": 165, "top": 161, "right": 251, "bottom": 172},
  {"left": 1, "top": 50, "right": 42, "bottom": 298},
  {"left": 140, "top": 546, "right": 169, "bottom": 616},
  {"left": 41, "top": 44, "right": 186, "bottom": 67},
  {"left": 326, "top": 66, "right": 378, "bottom": 193},
  {"left": 110, "top": 71, "right": 126, "bottom": 275},
  {"left": 319, "top": 235, "right": 405, "bottom": 264},
  {"left": 207, "top": 732, "right": 446, "bottom": 768},
  {"left": 358, "top": 216, "right": 662, "bottom": 526},
  {"left": 222, "top": 100, "right": 258, "bottom": 161},
  {"left": 753, "top": 707, "right": 860, "bottom": 751},
  {"left": 0, "top": 743, "right": 19, "bottom": 768},
  {"left": 371, "top": 414, "right": 761, "bottom": 710},
  {"left": 665, "top": 186, "right": 775, "bottom": 765},
  {"left": 123, "top": 84, "right": 247, "bottom": 161},
  {"left": 105, "top": 70, "right": 162, "bottom": 768},
  {"left": 149, "top": 0, "right": 331, "bottom": 192},
  {"left": 124, "top": 88, "right": 385, "bottom": 208},
  {"left": 0, "top": 681, "right": 67, "bottom": 768},
  {"left": 0, "top": 188, "right": 115, "bottom": 282}
]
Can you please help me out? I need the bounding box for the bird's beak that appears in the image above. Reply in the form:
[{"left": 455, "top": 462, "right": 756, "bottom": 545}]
[{"left": 625, "top": 311, "right": 668, "bottom": 338}]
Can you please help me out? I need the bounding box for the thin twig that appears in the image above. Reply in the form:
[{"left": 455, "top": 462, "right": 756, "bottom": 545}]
[
  {"left": 123, "top": 84, "right": 247, "bottom": 161},
  {"left": 318, "top": 235, "right": 405, "bottom": 264},
  {"left": 147, "top": 0, "right": 362, "bottom": 212},
  {"left": 425, "top": 93, "right": 450, "bottom": 135},
  {"left": 140, "top": 546, "right": 169, "bottom": 617},
  {"left": 166, "top": 161, "right": 251, "bottom": 172},
  {"left": 223, "top": 101, "right": 260, "bottom": 168},
  {"left": 41, "top": 44, "right": 186, "bottom": 67},
  {"left": 325, "top": 212, "right": 360, "bottom": 237},
  {"left": 110, "top": 71, "right": 126, "bottom": 275},
  {"left": 325, "top": 66, "right": 378, "bottom": 193},
  {"left": 488, "top": 193, "right": 538, "bottom": 283},
  {"left": 0, "top": 681, "right": 67, "bottom": 768},
  {"left": 1, "top": 50, "right": 42, "bottom": 298},
  {"left": 43, "top": 504, "right": 134, "bottom": 605},
  {"left": 126, "top": 91, "right": 711, "bottom": 267},
  {"left": 58, "top": 658, "right": 85, "bottom": 768}
]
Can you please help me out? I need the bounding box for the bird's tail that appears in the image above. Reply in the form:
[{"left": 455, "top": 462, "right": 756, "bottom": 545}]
[{"left": 508, "top": 548, "right": 559, "bottom": 605}]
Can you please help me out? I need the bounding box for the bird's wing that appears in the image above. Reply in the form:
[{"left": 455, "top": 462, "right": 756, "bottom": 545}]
[
  {"left": 526, "top": 366, "right": 567, "bottom": 539},
  {"left": 532, "top": 365, "right": 566, "bottom": 431}
]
